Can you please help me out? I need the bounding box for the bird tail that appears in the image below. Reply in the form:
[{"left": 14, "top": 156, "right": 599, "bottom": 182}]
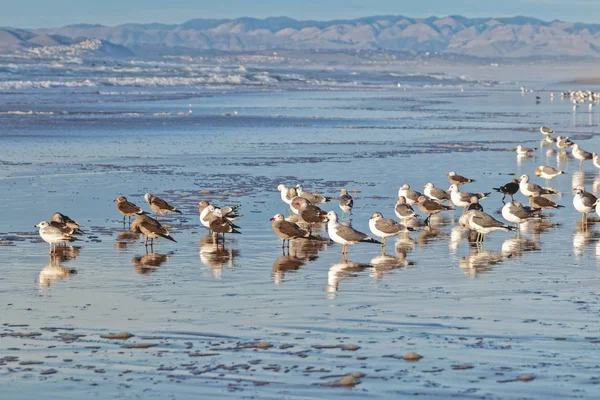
[
  {"left": 323, "top": 196, "right": 332, "bottom": 203},
  {"left": 470, "top": 179, "right": 476, "bottom": 183},
  {"left": 361, "top": 237, "right": 382, "bottom": 244},
  {"left": 73, "top": 228, "right": 85, "bottom": 235},
  {"left": 161, "top": 234, "right": 177, "bottom": 242},
  {"left": 231, "top": 228, "right": 242, "bottom": 234},
  {"left": 556, "top": 204, "right": 565, "bottom": 208},
  {"left": 492, "top": 187, "right": 503, "bottom": 193},
  {"left": 137, "top": 210, "right": 148, "bottom": 215},
  {"left": 560, "top": 171, "right": 567, "bottom": 175},
  {"left": 544, "top": 188, "right": 559, "bottom": 194},
  {"left": 406, "top": 227, "right": 416, "bottom": 232},
  {"left": 173, "top": 209, "right": 182, "bottom": 214},
  {"left": 67, "top": 236, "right": 80, "bottom": 242}
]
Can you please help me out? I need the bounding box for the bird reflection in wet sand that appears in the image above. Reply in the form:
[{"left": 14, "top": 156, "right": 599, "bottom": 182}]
[
  {"left": 49, "top": 245, "right": 80, "bottom": 263},
  {"left": 459, "top": 248, "right": 504, "bottom": 277},
  {"left": 115, "top": 231, "right": 141, "bottom": 251},
  {"left": 369, "top": 250, "right": 412, "bottom": 280},
  {"left": 325, "top": 260, "right": 370, "bottom": 296},
  {"left": 395, "top": 236, "right": 415, "bottom": 258},
  {"left": 272, "top": 255, "right": 305, "bottom": 284},
  {"left": 501, "top": 237, "right": 540, "bottom": 258},
  {"left": 573, "top": 223, "right": 600, "bottom": 258},
  {"left": 38, "top": 256, "right": 77, "bottom": 290},
  {"left": 199, "top": 234, "right": 239, "bottom": 278},
  {"left": 417, "top": 226, "right": 441, "bottom": 248},
  {"left": 132, "top": 253, "right": 171, "bottom": 274}
]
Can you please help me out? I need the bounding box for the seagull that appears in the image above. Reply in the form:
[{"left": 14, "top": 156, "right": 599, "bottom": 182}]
[
  {"left": 114, "top": 196, "right": 147, "bottom": 224},
  {"left": 197, "top": 200, "right": 241, "bottom": 232},
  {"left": 493, "top": 179, "right": 519, "bottom": 203},
  {"left": 398, "top": 184, "right": 422, "bottom": 205},
  {"left": 467, "top": 196, "right": 484, "bottom": 212},
  {"left": 540, "top": 126, "right": 553, "bottom": 135},
  {"left": 339, "top": 188, "right": 354, "bottom": 216},
  {"left": 50, "top": 212, "right": 84, "bottom": 235},
  {"left": 447, "top": 171, "right": 475, "bottom": 186},
  {"left": 518, "top": 174, "right": 557, "bottom": 197},
  {"left": 573, "top": 189, "right": 595, "bottom": 225},
  {"left": 277, "top": 184, "right": 296, "bottom": 205},
  {"left": 368, "top": 212, "right": 412, "bottom": 247},
  {"left": 208, "top": 208, "right": 241, "bottom": 242},
  {"left": 395, "top": 196, "right": 416, "bottom": 221},
  {"left": 556, "top": 136, "right": 574, "bottom": 150},
  {"left": 448, "top": 184, "right": 490, "bottom": 212},
  {"left": 501, "top": 201, "right": 541, "bottom": 228},
  {"left": 295, "top": 184, "right": 330, "bottom": 204},
  {"left": 542, "top": 135, "right": 556, "bottom": 145},
  {"left": 35, "top": 221, "right": 79, "bottom": 254},
  {"left": 131, "top": 215, "right": 176, "bottom": 248},
  {"left": 516, "top": 145, "right": 536, "bottom": 156},
  {"left": 326, "top": 211, "right": 380, "bottom": 256},
  {"left": 572, "top": 143, "right": 593, "bottom": 168},
  {"left": 416, "top": 195, "right": 451, "bottom": 225},
  {"left": 294, "top": 197, "right": 328, "bottom": 232},
  {"left": 270, "top": 213, "right": 314, "bottom": 248},
  {"left": 423, "top": 182, "right": 450, "bottom": 202},
  {"left": 529, "top": 192, "right": 564, "bottom": 211},
  {"left": 144, "top": 193, "right": 182, "bottom": 217},
  {"left": 535, "top": 165, "right": 566, "bottom": 186},
  {"left": 463, "top": 210, "right": 515, "bottom": 242}
]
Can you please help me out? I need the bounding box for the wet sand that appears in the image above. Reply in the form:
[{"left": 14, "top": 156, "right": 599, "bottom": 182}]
[{"left": 2, "top": 88, "right": 600, "bottom": 398}]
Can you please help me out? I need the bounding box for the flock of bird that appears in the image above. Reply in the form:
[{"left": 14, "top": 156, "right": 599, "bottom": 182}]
[{"left": 33, "top": 124, "right": 600, "bottom": 260}]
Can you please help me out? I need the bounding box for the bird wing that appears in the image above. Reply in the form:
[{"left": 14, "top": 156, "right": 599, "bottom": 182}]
[
  {"left": 151, "top": 196, "right": 177, "bottom": 211},
  {"left": 511, "top": 205, "right": 535, "bottom": 219},
  {"left": 472, "top": 213, "right": 505, "bottom": 228},
  {"left": 335, "top": 224, "right": 368, "bottom": 242},
  {"left": 278, "top": 221, "right": 307, "bottom": 238},
  {"left": 431, "top": 187, "right": 450, "bottom": 200},
  {"left": 395, "top": 204, "right": 413, "bottom": 217},
  {"left": 120, "top": 201, "right": 143, "bottom": 214},
  {"left": 339, "top": 194, "right": 353, "bottom": 207},
  {"left": 375, "top": 218, "right": 404, "bottom": 234}
]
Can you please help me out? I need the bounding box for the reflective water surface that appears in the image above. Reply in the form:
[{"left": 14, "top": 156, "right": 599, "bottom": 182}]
[{"left": 2, "top": 84, "right": 600, "bottom": 398}]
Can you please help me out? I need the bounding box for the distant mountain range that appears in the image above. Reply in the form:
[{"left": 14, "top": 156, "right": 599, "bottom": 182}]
[{"left": 3, "top": 15, "right": 600, "bottom": 58}]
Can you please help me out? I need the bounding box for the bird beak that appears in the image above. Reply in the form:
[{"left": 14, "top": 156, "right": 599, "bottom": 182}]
[
  {"left": 269, "top": 217, "right": 274, "bottom": 221},
  {"left": 414, "top": 200, "right": 419, "bottom": 204},
  {"left": 113, "top": 198, "right": 117, "bottom": 202},
  {"left": 423, "top": 185, "right": 426, "bottom": 188}
]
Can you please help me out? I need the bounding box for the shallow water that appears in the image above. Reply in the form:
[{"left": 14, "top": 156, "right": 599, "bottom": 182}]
[{"left": 2, "top": 82, "right": 600, "bottom": 398}]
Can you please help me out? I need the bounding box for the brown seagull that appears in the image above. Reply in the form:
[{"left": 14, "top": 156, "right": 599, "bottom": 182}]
[
  {"left": 114, "top": 196, "right": 147, "bottom": 224},
  {"left": 131, "top": 215, "right": 176, "bottom": 248},
  {"left": 270, "top": 213, "right": 314, "bottom": 248},
  {"left": 144, "top": 193, "right": 182, "bottom": 217}
]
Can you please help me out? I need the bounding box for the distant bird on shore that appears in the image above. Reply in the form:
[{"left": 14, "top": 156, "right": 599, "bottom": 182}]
[
  {"left": 501, "top": 201, "right": 541, "bottom": 228},
  {"left": 447, "top": 171, "right": 475, "bottom": 186},
  {"left": 529, "top": 193, "right": 563, "bottom": 212},
  {"left": 573, "top": 189, "right": 595, "bottom": 225},
  {"left": 516, "top": 145, "right": 536, "bottom": 156},
  {"left": 35, "top": 221, "right": 79, "bottom": 254},
  {"left": 448, "top": 184, "right": 490, "bottom": 212},
  {"left": 423, "top": 182, "right": 450, "bottom": 202},
  {"left": 114, "top": 196, "right": 147, "bottom": 224},
  {"left": 467, "top": 196, "right": 484, "bottom": 212},
  {"left": 493, "top": 179, "right": 519, "bottom": 203},
  {"left": 535, "top": 165, "right": 566, "bottom": 186},
  {"left": 339, "top": 188, "right": 354, "bottom": 217},
  {"left": 197, "top": 200, "right": 241, "bottom": 233},
  {"left": 131, "top": 215, "right": 176, "bottom": 248},
  {"left": 416, "top": 195, "right": 451, "bottom": 225},
  {"left": 277, "top": 184, "right": 296, "bottom": 206},
  {"left": 144, "top": 193, "right": 182, "bottom": 217},
  {"left": 395, "top": 196, "right": 415, "bottom": 221},
  {"left": 463, "top": 210, "right": 514, "bottom": 242},
  {"left": 208, "top": 208, "right": 241, "bottom": 242},
  {"left": 556, "top": 136, "right": 573, "bottom": 150},
  {"left": 572, "top": 143, "right": 593, "bottom": 168},
  {"left": 518, "top": 174, "right": 557, "bottom": 197},
  {"left": 540, "top": 126, "right": 553, "bottom": 135}
]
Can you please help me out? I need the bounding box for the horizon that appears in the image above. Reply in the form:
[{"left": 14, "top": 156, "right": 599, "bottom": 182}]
[
  {"left": 3, "top": 13, "right": 597, "bottom": 31},
  {"left": 3, "top": 0, "right": 600, "bottom": 29}
]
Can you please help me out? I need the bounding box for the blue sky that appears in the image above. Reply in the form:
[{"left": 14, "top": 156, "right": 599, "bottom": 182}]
[{"left": 4, "top": 0, "right": 600, "bottom": 28}]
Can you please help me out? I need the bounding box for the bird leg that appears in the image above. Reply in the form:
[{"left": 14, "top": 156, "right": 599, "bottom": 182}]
[
  {"left": 382, "top": 237, "right": 386, "bottom": 249},
  {"left": 424, "top": 215, "right": 431, "bottom": 226},
  {"left": 501, "top": 194, "right": 506, "bottom": 203}
]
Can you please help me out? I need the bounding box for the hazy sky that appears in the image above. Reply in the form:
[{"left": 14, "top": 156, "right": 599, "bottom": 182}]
[{"left": 4, "top": 0, "right": 600, "bottom": 28}]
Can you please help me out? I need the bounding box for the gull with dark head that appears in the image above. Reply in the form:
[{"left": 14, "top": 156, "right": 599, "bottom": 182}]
[
  {"left": 416, "top": 195, "right": 451, "bottom": 225},
  {"left": 270, "top": 213, "right": 314, "bottom": 248},
  {"left": 145, "top": 193, "right": 182, "bottom": 217},
  {"left": 493, "top": 179, "right": 519, "bottom": 203},
  {"left": 114, "top": 196, "right": 147, "bottom": 224},
  {"left": 131, "top": 215, "right": 176, "bottom": 248}
]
